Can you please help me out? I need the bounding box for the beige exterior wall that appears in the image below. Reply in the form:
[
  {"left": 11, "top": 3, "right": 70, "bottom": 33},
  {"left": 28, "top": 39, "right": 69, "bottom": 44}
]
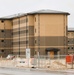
[
  {"left": 0, "top": 13, "right": 69, "bottom": 57},
  {"left": 13, "top": 16, "right": 26, "bottom": 55},
  {"left": 34, "top": 14, "right": 68, "bottom": 55},
  {"left": 0, "top": 20, "right": 12, "bottom": 57},
  {"left": 10, "top": 14, "right": 69, "bottom": 56},
  {"left": 12, "top": 15, "right": 34, "bottom": 56},
  {"left": 68, "top": 31, "right": 74, "bottom": 54}
]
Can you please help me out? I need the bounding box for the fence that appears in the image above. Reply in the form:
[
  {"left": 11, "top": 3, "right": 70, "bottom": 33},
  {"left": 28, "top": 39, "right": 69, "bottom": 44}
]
[
  {"left": 33, "top": 55, "right": 74, "bottom": 69},
  {"left": 0, "top": 55, "right": 74, "bottom": 70},
  {"left": 0, "top": 55, "right": 27, "bottom": 68}
]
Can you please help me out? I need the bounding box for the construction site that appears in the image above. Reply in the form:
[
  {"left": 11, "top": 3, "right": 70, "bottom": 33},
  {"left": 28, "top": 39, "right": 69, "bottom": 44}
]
[{"left": 0, "top": 10, "right": 74, "bottom": 73}]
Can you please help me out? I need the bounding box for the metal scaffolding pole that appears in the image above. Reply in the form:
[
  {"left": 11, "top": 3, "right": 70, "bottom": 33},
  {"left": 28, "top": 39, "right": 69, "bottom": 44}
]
[{"left": 18, "top": 14, "right": 20, "bottom": 57}]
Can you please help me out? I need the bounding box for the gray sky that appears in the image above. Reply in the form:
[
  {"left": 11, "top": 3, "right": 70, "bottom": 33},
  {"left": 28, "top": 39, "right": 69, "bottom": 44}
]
[{"left": 0, "top": 0, "right": 74, "bottom": 27}]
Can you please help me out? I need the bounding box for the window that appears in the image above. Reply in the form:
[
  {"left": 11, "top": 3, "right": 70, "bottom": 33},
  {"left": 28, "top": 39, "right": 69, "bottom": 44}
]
[
  {"left": 72, "top": 47, "right": 73, "bottom": 49},
  {"left": 68, "top": 40, "right": 69, "bottom": 42},
  {"left": 26, "top": 41, "right": 28, "bottom": 44},
  {"left": 26, "top": 30, "right": 28, "bottom": 33},
  {"left": 1, "top": 20, "right": 4, "bottom": 23},
  {"left": 35, "top": 17, "right": 36, "bottom": 22},
  {"left": 35, "top": 40, "right": 36, "bottom": 44},
  {"left": 1, "top": 50, "right": 4, "bottom": 53},
  {"left": 68, "top": 47, "right": 70, "bottom": 49},
  {"left": 35, "top": 29, "right": 36, "bottom": 33},
  {"left": 1, "top": 30, "right": 4, "bottom": 32},
  {"left": 1, "top": 40, "right": 4, "bottom": 42}
]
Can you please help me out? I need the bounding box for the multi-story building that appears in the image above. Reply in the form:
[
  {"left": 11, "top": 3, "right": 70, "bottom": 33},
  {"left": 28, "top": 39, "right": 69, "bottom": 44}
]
[
  {"left": 0, "top": 10, "right": 70, "bottom": 57},
  {"left": 0, "top": 19, "right": 12, "bottom": 57},
  {"left": 68, "top": 28, "right": 74, "bottom": 54}
]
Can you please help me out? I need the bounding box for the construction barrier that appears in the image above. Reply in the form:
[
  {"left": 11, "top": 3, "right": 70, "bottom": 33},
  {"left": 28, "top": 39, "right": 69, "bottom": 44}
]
[
  {"left": 66, "top": 55, "right": 73, "bottom": 64},
  {"left": 66, "top": 55, "right": 74, "bottom": 69}
]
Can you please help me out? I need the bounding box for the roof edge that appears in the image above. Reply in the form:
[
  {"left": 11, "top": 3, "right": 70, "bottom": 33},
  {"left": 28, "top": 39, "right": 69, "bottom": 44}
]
[{"left": 0, "top": 9, "right": 70, "bottom": 19}]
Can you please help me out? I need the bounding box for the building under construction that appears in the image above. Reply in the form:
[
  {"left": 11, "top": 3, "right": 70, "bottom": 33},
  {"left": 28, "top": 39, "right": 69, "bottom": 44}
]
[
  {"left": 0, "top": 10, "right": 70, "bottom": 57},
  {"left": 68, "top": 28, "right": 74, "bottom": 54}
]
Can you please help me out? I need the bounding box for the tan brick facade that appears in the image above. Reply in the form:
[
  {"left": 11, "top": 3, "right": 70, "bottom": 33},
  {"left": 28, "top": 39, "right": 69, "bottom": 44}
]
[
  {"left": 0, "top": 10, "right": 69, "bottom": 57},
  {"left": 68, "top": 29, "right": 74, "bottom": 54},
  {"left": 0, "top": 20, "right": 12, "bottom": 57}
]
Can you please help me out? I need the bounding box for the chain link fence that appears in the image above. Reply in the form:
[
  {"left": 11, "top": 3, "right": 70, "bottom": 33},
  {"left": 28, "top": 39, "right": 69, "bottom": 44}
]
[
  {"left": 0, "top": 55, "right": 74, "bottom": 70},
  {"left": 33, "top": 55, "right": 74, "bottom": 69}
]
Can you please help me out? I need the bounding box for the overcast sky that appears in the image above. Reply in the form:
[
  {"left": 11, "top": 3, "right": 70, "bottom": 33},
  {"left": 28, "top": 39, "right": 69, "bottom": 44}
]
[{"left": 0, "top": 0, "right": 74, "bottom": 27}]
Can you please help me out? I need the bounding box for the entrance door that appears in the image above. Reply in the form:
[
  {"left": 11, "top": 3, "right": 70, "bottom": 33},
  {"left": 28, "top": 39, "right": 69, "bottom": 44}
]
[{"left": 48, "top": 51, "right": 54, "bottom": 58}]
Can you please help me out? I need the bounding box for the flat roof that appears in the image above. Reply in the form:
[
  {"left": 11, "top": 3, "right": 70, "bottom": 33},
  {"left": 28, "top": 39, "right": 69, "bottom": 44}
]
[{"left": 0, "top": 9, "right": 70, "bottom": 19}]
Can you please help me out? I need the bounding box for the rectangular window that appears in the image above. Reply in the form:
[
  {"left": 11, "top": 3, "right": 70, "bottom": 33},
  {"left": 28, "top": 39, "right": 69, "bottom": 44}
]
[
  {"left": 35, "top": 17, "right": 36, "bottom": 22},
  {"left": 35, "top": 29, "right": 36, "bottom": 33},
  {"left": 68, "top": 40, "right": 69, "bottom": 42},
  {"left": 1, "top": 30, "right": 4, "bottom": 32},
  {"left": 1, "top": 40, "right": 4, "bottom": 42},
  {"left": 68, "top": 47, "right": 70, "bottom": 50},
  {"left": 26, "top": 30, "right": 28, "bottom": 33},
  {"left": 35, "top": 40, "right": 36, "bottom": 44},
  {"left": 72, "top": 47, "right": 73, "bottom": 49},
  {"left": 26, "top": 41, "right": 28, "bottom": 44},
  {"left": 1, "top": 20, "right": 4, "bottom": 23},
  {"left": 1, "top": 50, "right": 4, "bottom": 53}
]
